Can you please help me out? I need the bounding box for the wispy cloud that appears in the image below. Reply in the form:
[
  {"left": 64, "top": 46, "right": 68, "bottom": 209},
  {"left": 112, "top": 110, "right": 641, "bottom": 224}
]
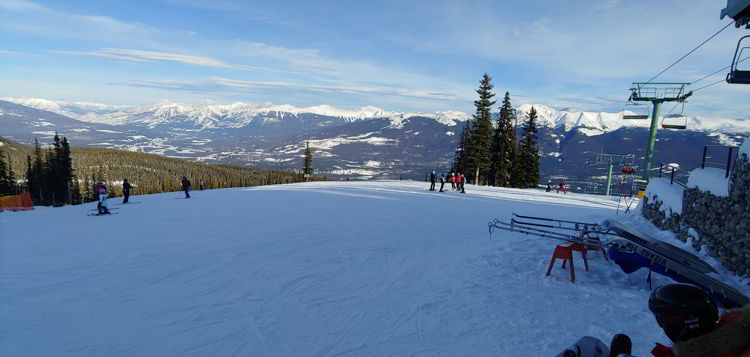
[
  {"left": 128, "top": 77, "right": 467, "bottom": 102},
  {"left": 52, "top": 48, "right": 266, "bottom": 70}
]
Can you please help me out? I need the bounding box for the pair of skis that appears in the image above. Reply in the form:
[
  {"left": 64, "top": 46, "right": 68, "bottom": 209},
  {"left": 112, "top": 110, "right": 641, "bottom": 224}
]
[{"left": 488, "top": 213, "right": 614, "bottom": 249}]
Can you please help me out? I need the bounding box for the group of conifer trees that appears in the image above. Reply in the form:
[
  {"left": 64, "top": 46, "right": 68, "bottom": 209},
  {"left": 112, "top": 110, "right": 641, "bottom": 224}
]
[
  {"left": 0, "top": 148, "right": 18, "bottom": 196},
  {"left": 0, "top": 135, "right": 309, "bottom": 206},
  {"left": 22, "top": 134, "right": 78, "bottom": 206},
  {"left": 453, "top": 73, "right": 540, "bottom": 188}
]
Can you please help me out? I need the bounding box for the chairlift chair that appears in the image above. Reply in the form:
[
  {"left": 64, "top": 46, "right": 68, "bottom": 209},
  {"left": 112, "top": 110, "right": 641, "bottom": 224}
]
[
  {"left": 727, "top": 35, "right": 750, "bottom": 84},
  {"left": 623, "top": 101, "right": 650, "bottom": 120},
  {"left": 660, "top": 102, "right": 688, "bottom": 130}
]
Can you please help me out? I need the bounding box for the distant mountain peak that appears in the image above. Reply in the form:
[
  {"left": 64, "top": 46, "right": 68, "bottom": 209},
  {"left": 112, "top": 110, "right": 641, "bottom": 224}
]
[{"left": 3, "top": 97, "right": 749, "bottom": 134}]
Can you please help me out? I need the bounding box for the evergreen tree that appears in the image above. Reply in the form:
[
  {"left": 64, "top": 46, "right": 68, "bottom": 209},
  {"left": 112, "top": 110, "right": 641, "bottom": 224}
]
[
  {"left": 31, "top": 138, "right": 44, "bottom": 204},
  {"left": 25, "top": 155, "right": 33, "bottom": 195},
  {"left": 0, "top": 147, "right": 10, "bottom": 195},
  {"left": 453, "top": 121, "right": 470, "bottom": 174},
  {"left": 6, "top": 153, "right": 16, "bottom": 194},
  {"left": 491, "top": 92, "right": 515, "bottom": 187},
  {"left": 465, "top": 73, "right": 496, "bottom": 184},
  {"left": 303, "top": 141, "right": 313, "bottom": 180},
  {"left": 72, "top": 178, "right": 82, "bottom": 205},
  {"left": 520, "top": 106, "right": 540, "bottom": 188},
  {"left": 60, "top": 137, "right": 74, "bottom": 204}
]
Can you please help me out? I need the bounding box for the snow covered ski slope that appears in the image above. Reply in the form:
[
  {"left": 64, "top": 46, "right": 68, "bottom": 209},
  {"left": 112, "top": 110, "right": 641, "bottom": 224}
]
[{"left": 0, "top": 181, "right": 744, "bottom": 356}]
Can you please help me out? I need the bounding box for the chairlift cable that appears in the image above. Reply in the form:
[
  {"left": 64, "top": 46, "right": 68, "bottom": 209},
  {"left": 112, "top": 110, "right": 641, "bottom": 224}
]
[
  {"left": 692, "top": 79, "right": 726, "bottom": 92},
  {"left": 692, "top": 55, "right": 750, "bottom": 85},
  {"left": 643, "top": 20, "right": 735, "bottom": 85}
]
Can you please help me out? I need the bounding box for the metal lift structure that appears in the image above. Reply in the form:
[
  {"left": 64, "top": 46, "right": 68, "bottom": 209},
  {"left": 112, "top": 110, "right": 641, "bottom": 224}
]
[
  {"left": 591, "top": 150, "right": 635, "bottom": 196},
  {"left": 628, "top": 82, "right": 692, "bottom": 180}
]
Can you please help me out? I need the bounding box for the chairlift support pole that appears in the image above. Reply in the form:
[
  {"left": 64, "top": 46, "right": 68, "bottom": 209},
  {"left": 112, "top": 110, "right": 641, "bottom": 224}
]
[
  {"left": 644, "top": 101, "right": 663, "bottom": 180},
  {"left": 628, "top": 82, "right": 692, "bottom": 180},
  {"left": 594, "top": 150, "right": 634, "bottom": 196},
  {"left": 606, "top": 162, "right": 614, "bottom": 196}
]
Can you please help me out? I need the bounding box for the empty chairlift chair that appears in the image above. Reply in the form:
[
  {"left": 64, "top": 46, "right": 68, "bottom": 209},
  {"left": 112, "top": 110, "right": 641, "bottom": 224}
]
[
  {"left": 727, "top": 35, "right": 750, "bottom": 84},
  {"left": 661, "top": 102, "right": 688, "bottom": 130},
  {"left": 622, "top": 102, "right": 650, "bottom": 120}
]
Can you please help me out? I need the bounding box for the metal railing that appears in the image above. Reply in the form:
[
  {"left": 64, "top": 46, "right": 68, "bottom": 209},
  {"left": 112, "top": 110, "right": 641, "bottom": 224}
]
[
  {"left": 653, "top": 163, "right": 689, "bottom": 187},
  {"left": 701, "top": 145, "right": 738, "bottom": 178}
]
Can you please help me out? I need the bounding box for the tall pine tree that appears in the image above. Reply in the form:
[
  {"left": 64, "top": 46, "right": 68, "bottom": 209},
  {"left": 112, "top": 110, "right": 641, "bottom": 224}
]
[
  {"left": 519, "top": 106, "right": 540, "bottom": 188},
  {"left": 465, "top": 73, "right": 496, "bottom": 185},
  {"left": 6, "top": 153, "right": 16, "bottom": 194},
  {"left": 31, "top": 138, "right": 44, "bottom": 204},
  {"left": 60, "top": 137, "right": 74, "bottom": 204},
  {"left": 491, "top": 92, "right": 515, "bottom": 187},
  {"left": 25, "top": 154, "right": 33, "bottom": 195},
  {"left": 453, "top": 121, "right": 470, "bottom": 174},
  {"left": 0, "top": 147, "right": 10, "bottom": 195},
  {"left": 302, "top": 141, "right": 313, "bottom": 180}
]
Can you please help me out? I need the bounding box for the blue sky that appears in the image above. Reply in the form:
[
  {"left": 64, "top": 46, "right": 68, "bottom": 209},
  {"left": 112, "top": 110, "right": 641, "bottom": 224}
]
[{"left": 1, "top": 0, "right": 748, "bottom": 118}]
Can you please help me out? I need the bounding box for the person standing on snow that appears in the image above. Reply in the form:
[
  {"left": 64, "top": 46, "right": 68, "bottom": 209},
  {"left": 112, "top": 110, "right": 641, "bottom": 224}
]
[
  {"left": 557, "top": 179, "right": 567, "bottom": 194},
  {"left": 648, "top": 283, "right": 750, "bottom": 357},
  {"left": 200, "top": 180, "right": 204, "bottom": 191},
  {"left": 429, "top": 171, "right": 436, "bottom": 191},
  {"left": 546, "top": 180, "right": 552, "bottom": 192},
  {"left": 449, "top": 173, "right": 455, "bottom": 190},
  {"left": 181, "top": 176, "right": 192, "bottom": 199},
  {"left": 459, "top": 174, "right": 466, "bottom": 193},
  {"left": 95, "top": 181, "right": 110, "bottom": 214},
  {"left": 439, "top": 174, "right": 446, "bottom": 192},
  {"left": 122, "top": 179, "right": 132, "bottom": 204}
]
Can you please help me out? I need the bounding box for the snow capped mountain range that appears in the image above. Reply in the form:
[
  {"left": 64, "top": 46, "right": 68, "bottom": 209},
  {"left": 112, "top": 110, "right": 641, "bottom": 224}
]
[
  {"left": 0, "top": 97, "right": 468, "bottom": 130},
  {"left": 3, "top": 97, "right": 749, "bottom": 135}
]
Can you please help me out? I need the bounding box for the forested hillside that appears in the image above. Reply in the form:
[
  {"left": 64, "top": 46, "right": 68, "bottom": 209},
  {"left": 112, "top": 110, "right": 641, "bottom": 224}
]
[{"left": 0, "top": 136, "right": 311, "bottom": 201}]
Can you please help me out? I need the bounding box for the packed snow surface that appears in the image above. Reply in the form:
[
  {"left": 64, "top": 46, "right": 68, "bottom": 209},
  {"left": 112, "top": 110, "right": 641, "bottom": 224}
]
[
  {"left": 687, "top": 167, "right": 730, "bottom": 197},
  {"left": 1, "top": 181, "right": 745, "bottom": 356},
  {"left": 645, "top": 177, "right": 685, "bottom": 214}
]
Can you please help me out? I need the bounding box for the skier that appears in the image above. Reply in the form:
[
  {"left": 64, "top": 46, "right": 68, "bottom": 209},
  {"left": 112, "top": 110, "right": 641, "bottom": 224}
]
[
  {"left": 429, "top": 171, "right": 436, "bottom": 191},
  {"left": 648, "top": 283, "right": 750, "bottom": 357},
  {"left": 95, "top": 181, "right": 110, "bottom": 215},
  {"left": 439, "top": 174, "right": 446, "bottom": 192},
  {"left": 181, "top": 176, "right": 192, "bottom": 198},
  {"left": 450, "top": 173, "right": 456, "bottom": 190},
  {"left": 199, "top": 180, "right": 204, "bottom": 191},
  {"left": 459, "top": 174, "right": 466, "bottom": 194},
  {"left": 546, "top": 179, "right": 553, "bottom": 192},
  {"left": 122, "top": 179, "right": 132, "bottom": 204},
  {"left": 557, "top": 179, "right": 568, "bottom": 194}
]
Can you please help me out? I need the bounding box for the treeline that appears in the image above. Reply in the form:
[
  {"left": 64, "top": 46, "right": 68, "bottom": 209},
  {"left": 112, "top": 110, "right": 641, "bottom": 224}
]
[
  {"left": 453, "top": 73, "right": 540, "bottom": 188},
  {"left": 0, "top": 136, "right": 310, "bottom": 205}
]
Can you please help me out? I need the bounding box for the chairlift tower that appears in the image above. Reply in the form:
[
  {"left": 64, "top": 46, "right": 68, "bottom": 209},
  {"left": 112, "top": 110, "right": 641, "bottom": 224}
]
[
  {"left": 628, "top": 82, "right": 693, "bottom": 180},
  {"left": 593, "top": 150, "right": 635, "bottom": 196}
]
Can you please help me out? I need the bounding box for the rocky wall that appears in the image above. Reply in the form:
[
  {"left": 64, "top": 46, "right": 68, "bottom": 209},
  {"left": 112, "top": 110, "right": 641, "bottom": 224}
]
[{"left": 641, "top": 154, "right": 750, "bottom": 279}]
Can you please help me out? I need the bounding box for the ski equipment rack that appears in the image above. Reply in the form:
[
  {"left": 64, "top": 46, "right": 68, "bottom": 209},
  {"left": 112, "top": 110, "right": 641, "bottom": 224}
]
[
  {"left": 487, "top": 213, "right": 750, "bottom": 308},
  {"left": 488, "top": 213, "right": 616, "bottom": 250}
]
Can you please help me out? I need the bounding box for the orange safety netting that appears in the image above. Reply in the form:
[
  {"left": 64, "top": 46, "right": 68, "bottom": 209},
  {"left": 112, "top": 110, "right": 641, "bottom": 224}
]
[{"left": 0, "top": 193, "right": 34, "bottom": 212}]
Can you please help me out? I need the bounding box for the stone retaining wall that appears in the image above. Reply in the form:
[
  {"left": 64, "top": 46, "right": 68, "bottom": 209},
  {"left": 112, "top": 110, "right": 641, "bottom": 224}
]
[{"left": 641, "top": 154, "right": 750, "bottom": 279}]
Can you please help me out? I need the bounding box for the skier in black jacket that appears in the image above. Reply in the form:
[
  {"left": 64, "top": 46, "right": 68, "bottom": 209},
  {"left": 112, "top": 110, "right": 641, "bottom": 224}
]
[
  {"left": 181, "top": 176, "right": 191, "bottom": 198},
  {"left": 429, "top": 171, "right": 436, "bottom": 191},
  {"left": 122, "top": 179, "right": 132, "bottom": 204}
]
